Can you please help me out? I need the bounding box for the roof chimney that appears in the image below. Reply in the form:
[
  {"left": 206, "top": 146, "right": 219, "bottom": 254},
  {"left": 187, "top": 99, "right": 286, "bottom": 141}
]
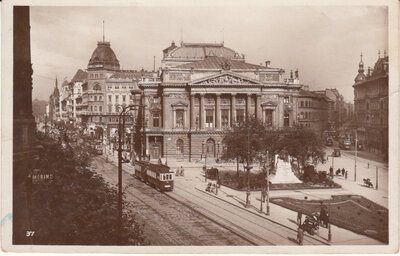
[{"left": 265, "top": 61, "right": 271, "bottom": 68}]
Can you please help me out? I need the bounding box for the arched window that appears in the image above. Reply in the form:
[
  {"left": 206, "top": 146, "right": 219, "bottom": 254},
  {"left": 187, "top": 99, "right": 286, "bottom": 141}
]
[{"left": 176, "top": 139, "right": 184, "bottom": 155}]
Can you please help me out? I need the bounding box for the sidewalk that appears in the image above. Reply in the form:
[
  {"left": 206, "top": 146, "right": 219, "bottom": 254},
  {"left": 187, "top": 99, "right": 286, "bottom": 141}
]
[
  {"left": 321, "top": 148, "right": 388, "bottom": 208},
  {"left": 172, "top": 166, "right": 384, "bottom": 245},
  {"left": 102, "top": 151, "right": 385, "bottom": 245}
]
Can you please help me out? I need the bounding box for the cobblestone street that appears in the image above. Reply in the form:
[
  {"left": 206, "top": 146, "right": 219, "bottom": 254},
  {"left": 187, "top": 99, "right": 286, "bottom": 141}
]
[{"left": 91, "top": 157, "right": 251, "bottom": 245}]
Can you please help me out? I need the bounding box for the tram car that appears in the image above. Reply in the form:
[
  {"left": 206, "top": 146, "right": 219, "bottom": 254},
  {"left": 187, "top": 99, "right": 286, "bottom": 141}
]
[{"left": 134, "top": 160, "right": 174, "bottom": 191}]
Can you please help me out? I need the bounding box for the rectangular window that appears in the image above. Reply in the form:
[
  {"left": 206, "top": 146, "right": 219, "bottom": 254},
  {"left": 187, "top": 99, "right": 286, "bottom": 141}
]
[
  {"left": 122, "top": 95, "right": 126, "bottom": 103},
  {"left": 236, "top": 109, "right": 245, "bottom": 124},
  {"left": 115, "top": 95, "right": 119, "bottom": 103},
  {"left": 153, "top": 113, "right": 160, "bottom": 127},
  {"left": 175, "top": 110, "right": 184, "bottom": 128},
  {"left": 94, "top": 96, "right": 97, "bottom": 101},
  {"left": 99, "top": 106, "right": 102, "bottom": 112},
  {"left": 108, "top": 95, "right": 112, "bottom": 102},
  {"left": 206, "top": 109, "right": 214, "bottom": 128},
  {"left": 284, "top": 97, "right": 289, "bottom": 104},
  {"left": 265, "top": 110, "right": 273, "bottom": 127},
  {"left": 108, "top": 105, "right": 112, "bottom": 113},
  {"left": 99, "top": 117, "right": 102, "bottom": 122},
  {"left": 221, "top": 109, "right": 229, "bottom": 128},
  {"left": 90, "top": 106, "right": 93, "bottom": 111},
  {"left": 94, "top": 106, "right": 98, "bottom": 111},
  {"left": 99, "top": 96, "right": 102, "bottom": 101}
]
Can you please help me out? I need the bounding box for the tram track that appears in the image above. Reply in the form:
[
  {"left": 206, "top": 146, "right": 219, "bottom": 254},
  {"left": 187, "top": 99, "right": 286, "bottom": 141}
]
[
  {"left": 93, "top": 156, "right": 252, "bottom": 245},
  {"left": 181, "top": 185, "right": 329, "bottom": 245},
  {"left": 171, "top": 185, "right": 327, "bottom": 245},
  {"left": 96, "top": 156, "right": 328, "bottom": 245}
]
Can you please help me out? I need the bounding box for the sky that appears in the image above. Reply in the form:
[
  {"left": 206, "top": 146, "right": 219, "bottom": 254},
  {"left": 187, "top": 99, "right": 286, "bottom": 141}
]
[{"left": 30, "top": 4, "right": 388, "bottom": 102}]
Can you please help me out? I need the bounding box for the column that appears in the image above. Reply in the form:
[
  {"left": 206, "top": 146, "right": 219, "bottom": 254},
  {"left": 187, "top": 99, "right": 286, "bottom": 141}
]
[
  {"left": 184, "top": 109, "right": 188, "bottom": 128},
  {"left": 145, "top": 135, "right": 149, "bottom": 156},
  {"left": 216, "top": 93, "right": 221, "bottom": 129},
  {"left": 231, "top": 93, "right": 236, "bottom": 126},
  {"left": 190, "top": 94, "right": 195, "bottom": 129},
  {"left": 162, "top": 93, "right": 168, "bottom": 129},
  {"left": 173, "top": 109, "right": 176, "bottom": 128},
  {"left": 200, "top": 93, "right": 205, "bottom": 129},
  {"left": 256, "top": 94, "right": 262, "bottom": 120},
  {"left": 246, "top": 94, "right": 251, "bottom": 121}
]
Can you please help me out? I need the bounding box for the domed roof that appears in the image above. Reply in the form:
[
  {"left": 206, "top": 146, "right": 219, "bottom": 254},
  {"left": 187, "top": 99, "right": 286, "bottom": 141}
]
[
  {"left": 354, "top": 72, "right": 366, "bottom": 83},
  {"left": 88, "top": 41, "right": 120, "bottom": 71},
  {"left": 166, "top": 42, "right": 244, "bottom": 61}
]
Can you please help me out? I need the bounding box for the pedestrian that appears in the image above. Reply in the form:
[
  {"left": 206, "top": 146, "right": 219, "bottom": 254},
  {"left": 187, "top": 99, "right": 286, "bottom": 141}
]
[
  {"left": 336, "top": 168, "right": 341, "bottom": 176},
  {"left": 345, "top": 171, "right": 348, "bottom": 179},
  {"left": 297, "top": 210, "right": 303, "bottom": 225},
  {"left": 341, "top": 168, "right": 345, "bottom": 176},
  {"left": 158, "top": 158, "right": 162, "bottom": 164},
  {"left": 329, "top": 167, "right": 334, "bottom": 178},
  {"left": 180, "top": 166, "right": 185, "bottom": 177},
  {"left": 176, "top": 168, "right": 180, "bottom": 176},
  {"left": 297, "top": 225, "right": 304, "bottom": 245}
]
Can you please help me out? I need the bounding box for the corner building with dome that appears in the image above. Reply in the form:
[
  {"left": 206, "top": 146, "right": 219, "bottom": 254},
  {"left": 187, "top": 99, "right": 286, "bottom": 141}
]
[{"left": 140, "top": 42, "right": 311, "bottom": 162}]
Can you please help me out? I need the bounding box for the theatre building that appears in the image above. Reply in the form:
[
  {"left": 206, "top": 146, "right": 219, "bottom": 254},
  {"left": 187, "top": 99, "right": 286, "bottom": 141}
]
[{"left": 141, "top": 42, "right": 303, "bottom": 162}]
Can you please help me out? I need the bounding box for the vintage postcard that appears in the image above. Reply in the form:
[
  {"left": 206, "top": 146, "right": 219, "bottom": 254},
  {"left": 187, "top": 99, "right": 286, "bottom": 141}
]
[{"left": 1, "top": 0, "right": 399, "bottom": 254}]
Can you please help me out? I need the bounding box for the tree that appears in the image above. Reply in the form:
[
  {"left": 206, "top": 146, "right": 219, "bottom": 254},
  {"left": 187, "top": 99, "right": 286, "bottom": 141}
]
[
  {"left": 28, "top": 131, "right": 147, "bottom": 245},
  {"left": 277, "top": 126, "right": 326, "bottom": 171},
  {"left": 222, "top": 117, "right": 270, "bottom": 185}
]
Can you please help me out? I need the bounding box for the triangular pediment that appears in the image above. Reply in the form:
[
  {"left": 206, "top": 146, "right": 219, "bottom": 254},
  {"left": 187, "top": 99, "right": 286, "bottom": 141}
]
[{"left": 189, "top": 72, "right": 263, "bottom": 86}]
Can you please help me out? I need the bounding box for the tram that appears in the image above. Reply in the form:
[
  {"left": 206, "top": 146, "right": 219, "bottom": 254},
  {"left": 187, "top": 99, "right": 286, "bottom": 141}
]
[{"left": 134, "top": 160, "right": 174, "bottom": 191}]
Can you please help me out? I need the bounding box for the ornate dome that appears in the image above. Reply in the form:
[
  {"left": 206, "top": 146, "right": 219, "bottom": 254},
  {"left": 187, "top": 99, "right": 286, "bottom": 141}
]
[{"left": 88, "top": 41, "right": 120, "bottom": 71}]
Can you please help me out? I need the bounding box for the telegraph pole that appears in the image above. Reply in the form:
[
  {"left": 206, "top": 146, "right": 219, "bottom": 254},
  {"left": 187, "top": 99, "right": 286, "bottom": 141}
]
[
  {"left": 354, "top": 130, "right": 358, "bottom": 182},
  {"left": 266, "top": 152, "right": 270, "bottom": 215}
]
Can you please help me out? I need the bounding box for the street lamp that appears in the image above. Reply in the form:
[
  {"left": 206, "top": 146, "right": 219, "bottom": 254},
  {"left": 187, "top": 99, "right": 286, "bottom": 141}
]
[
  {"left": 166, "top": 137, "right": 172, "bottom": 165},
  {"left": 265, "top": 152, "right": 270, "bottom": 215},
  {"left": 245, "top": 127, "right": 252, "bottom": 208},
  {"left": 116, "top": 88, "right": 144, "bottom": 244},
  {"left": 354, "top": 129, "right": 358, "bottom": 182}
]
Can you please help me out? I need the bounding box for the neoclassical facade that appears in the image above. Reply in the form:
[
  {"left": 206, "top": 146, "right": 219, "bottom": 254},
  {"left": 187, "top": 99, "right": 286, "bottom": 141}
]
[{"left": 141, "top": 42, "right": 303, "bottom": 161}]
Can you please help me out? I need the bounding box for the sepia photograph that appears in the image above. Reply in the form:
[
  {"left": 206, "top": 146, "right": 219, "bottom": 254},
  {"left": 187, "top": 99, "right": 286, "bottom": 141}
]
[{"left": 1, "top": 0, "right": 399, "bottom": 254}]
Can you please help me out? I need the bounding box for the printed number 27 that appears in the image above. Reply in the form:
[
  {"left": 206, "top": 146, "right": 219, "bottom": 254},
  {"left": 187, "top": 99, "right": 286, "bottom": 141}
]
[{"left": 26, "top": 231, "right": 35, "bottom": 237}]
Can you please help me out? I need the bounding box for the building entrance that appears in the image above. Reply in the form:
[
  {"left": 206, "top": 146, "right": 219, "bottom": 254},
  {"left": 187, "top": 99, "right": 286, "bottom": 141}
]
[
  {"left": 149, "top": 136, "right": 162, "bottom": 160},
  {"left": 205, "top": 138, "right": 215, "bottom": 158}
]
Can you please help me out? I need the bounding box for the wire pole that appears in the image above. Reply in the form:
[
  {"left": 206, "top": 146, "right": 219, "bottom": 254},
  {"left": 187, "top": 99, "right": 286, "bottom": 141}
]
[
  {"left": 376, "top": 166, "right": 379, "bottom": 190},
  {"left": 117, "top": 110, "right": 125, "bottom": 244},
  {"left": 266, "top": 151, "right": 270, "bottom": 215},
  {"left": 354, "top": 130, "right": 358, "bottom": 182}
]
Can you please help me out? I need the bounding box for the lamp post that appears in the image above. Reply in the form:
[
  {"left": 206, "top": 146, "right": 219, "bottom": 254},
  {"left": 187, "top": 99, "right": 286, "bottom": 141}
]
[
  {"left": 245, "top": 127, "right": 252, "bottom": 208},
  {"left": 328, "top": 202, "right": 332, "bottom": 242},
  {"left": 266, "top": 152, "right": 270, "bottom": 215},
  {"left": 166, "top": 137, "right": 172, "bottom": 165},
  {"left": 116, "top": 89, "right": 143, "bottom": 244},
  {"left": 354, "top": 129, "right": 358, "bottom": 182}
]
